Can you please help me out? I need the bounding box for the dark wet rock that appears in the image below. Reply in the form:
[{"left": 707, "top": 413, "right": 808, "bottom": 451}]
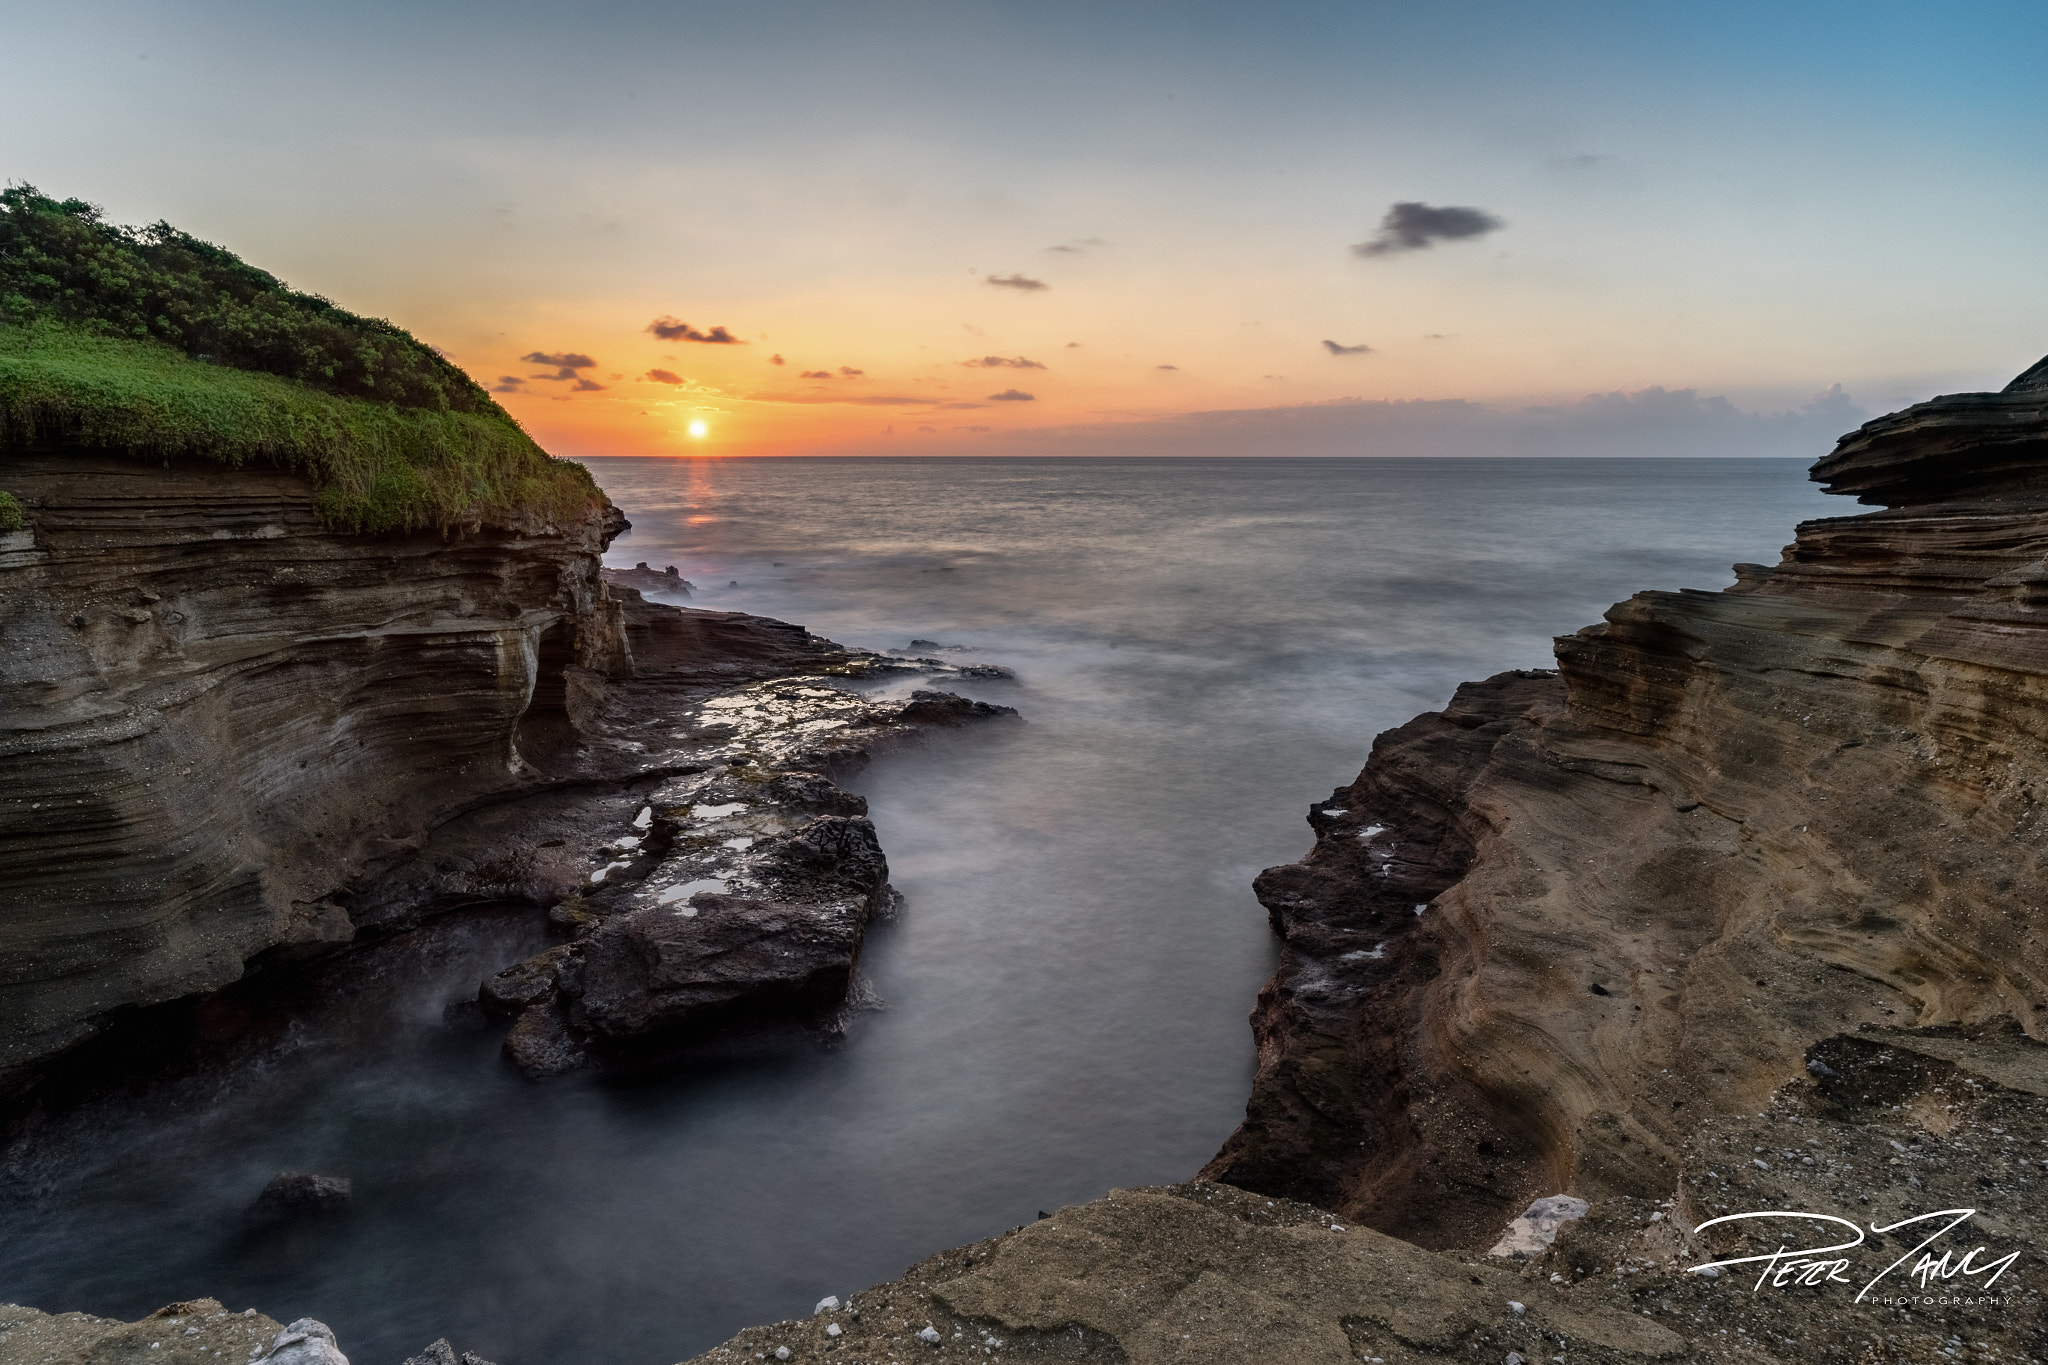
[
  {"left": 578, "top": 892, "right": 867, "bottom": 1041},
  {"left": 603, "top": 562, "right": 695, "bottom": 597},
  {"left": 501, "top": 996, "right": 586, "bottom": 1080},
  {"left": 898, "top": 690, "right": 1019, "bottom": 726},
  {"left": 249, "top": 1172, "right": 352, "bottom": 1221},
  {"left": 478, "top": 944, "right": 576, "bottom": 1016}
]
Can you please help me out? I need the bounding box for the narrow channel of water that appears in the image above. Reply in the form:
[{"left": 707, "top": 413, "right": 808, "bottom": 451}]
[{"left": 0, "top": 458, "right": 1837, "bottom": 1365}]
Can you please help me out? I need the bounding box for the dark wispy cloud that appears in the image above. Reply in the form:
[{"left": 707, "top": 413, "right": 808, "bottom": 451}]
[
  {"left": 1156, "top": 364, "right": 1178, "bottom": 371},
  {"left": 571, "top": 377, "right": 607, "bottom": 391},
  {"left": 769, "top": 353, "right": 786, "bottom": 366},
  {"left": 645, "top": 369, "right": 684, "bottom": 384},
  {"left": 962, "top": 355, "right": 1046, "bottom": 369},
  {"left": 800, "top": 370, "right": 834, "bottom": 379},
  {"left": 1323, "top": 340, "right": 1373, "bottom": 356},
  {"left": 988, "top": 388, "right": 1035, "bottom": 401},
  {"left": 964, "top": 384, "right": 1867, "bottom": 458},
  {"left": 840, "top": 366, "right": 865, "bottom": 376},
  {"left": 1352, "top": 202, "right": 1504, "bottom": 257},
  {"left": 1044, "top": 237, "right": 1109, "bottom": 254},
  {"left": 521, "top": 351, "right": 598, "bottom": 381},
  {"left": 490, "top": 375, "right": 525, "bottom": 393},
  {"left": 647, "top": 316, "right": 745, "bottom": 343},
  {"left": 984, "top": 273, "right": 1049, "bottom": 292}
]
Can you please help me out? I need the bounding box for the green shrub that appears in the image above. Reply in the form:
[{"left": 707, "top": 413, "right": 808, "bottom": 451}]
[
  {"left": 0, "top": 489, "right": 22, "bottom": 532},
  {"left": 0, "top": 186, "right": 604, "bottom": 534},
  {"left": 0, "top": 184, "right": 491, "bottom": 413},
  {"left": 0, "top": 322, "right": 599, "bottom": 534}
]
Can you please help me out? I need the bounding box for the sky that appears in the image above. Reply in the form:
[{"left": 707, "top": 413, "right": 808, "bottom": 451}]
[{"left": 6, "top": 0, "right": 2046, "bottom": 457}]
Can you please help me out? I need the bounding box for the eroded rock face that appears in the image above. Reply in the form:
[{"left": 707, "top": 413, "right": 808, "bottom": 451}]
[
  {"left": 0, "top": 447, "right": 1016, "bottom": 1094},
  {"left": 0, "top": 450, "right": 627, "bottom": 1090},
  {"left": 1204, "top": 358, "right": 2048, "bottom": 1253},
  {"left": 480, "top": 674, "right": 1015, "bottom": 1077}
]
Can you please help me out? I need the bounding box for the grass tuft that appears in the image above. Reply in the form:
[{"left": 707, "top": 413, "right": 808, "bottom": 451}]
[
  {"left": 0, "top": 322, "right": 600, "bottom": 534},
  {"left": 0, "top": 184, "right": 604, "bottom": 534}
]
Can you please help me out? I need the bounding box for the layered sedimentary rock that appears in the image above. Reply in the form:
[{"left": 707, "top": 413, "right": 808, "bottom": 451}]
[
  {"left": 676, "top": 365, "right": 2048, "bottom": 1365},
  {"left": 0, "top": 449, "right": 627, "bottom": 1085},
  {"left": 0, "top": 448, "right": 1010, "bottom": 1091},
  {"left": 691, "top": 1029, "right": 2041, "bottom": 1364},
  {"left": 1203, "top": 357, "right": 2048, "bottom": 1253}
]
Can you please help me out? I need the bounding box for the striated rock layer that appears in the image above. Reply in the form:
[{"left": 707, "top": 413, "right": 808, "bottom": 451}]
[
  {"left": 0, "top": 447, "right": 1010, "bottom": 1092},
  {"left": 1203, "top": 357, "right": 2048, "bottom": 1251},
  {"left": 0, "top": 449, "right": 628, "bottom": 1085}
]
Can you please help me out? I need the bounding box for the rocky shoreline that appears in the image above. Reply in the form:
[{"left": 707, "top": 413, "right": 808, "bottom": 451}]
[{"left": 12, "top": 358, "right": 2048, "bottom": 1364}]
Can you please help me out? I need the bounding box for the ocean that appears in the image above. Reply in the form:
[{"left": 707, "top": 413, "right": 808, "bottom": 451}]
[{"left": 0, "top": 457, "right": 1838, "bottom": 1365}]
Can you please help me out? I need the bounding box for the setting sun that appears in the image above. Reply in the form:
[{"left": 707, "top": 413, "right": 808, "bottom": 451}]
[{"left": 686, "top": 420, "right": 708, "bottom": 439}]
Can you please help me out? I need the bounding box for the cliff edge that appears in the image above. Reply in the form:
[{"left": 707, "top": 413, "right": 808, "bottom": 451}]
[{"left": 1203, "top": 356, "right": 2048, "bottom": 1252}]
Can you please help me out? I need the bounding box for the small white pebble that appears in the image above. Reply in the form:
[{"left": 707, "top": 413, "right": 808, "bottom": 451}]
[
  {"left": 1549, "top": 1272, "right": 1565, "bottom": 1283},
  {"left": 1508, "top": 1301, "right": 1525, "bottom": 1316},
  {"left": 1330, "top": 1223, "right": 1345, "bottom": 1232},
  {"left": 825, "top": 1324, "right": 842, "bottom": 1339},
  {"left": 814, "top": 1297, "right": 840, "bottom": 1316},
  {"left": 917, "top": 1326, "right": 942, "bottom": 1345},
  {"left": 774, "top": 1349, "right": 790, "bottom": 1362},
  {"left": 1649, "top": 1211, "right": 1664, "bottom": 1222}
]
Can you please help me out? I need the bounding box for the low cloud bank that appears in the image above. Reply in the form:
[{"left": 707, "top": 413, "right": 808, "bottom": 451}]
[{"left": 974, "top": 383, "right": 1868, "bottom": 458}]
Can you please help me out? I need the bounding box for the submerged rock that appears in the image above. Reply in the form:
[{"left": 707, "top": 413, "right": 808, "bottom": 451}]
[{"left": 249, "top": 1172, "right": 352, "bottom": 1222}]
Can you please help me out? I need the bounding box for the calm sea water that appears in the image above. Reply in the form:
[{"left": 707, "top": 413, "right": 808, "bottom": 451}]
[{"left": 0, "top": 458, "right": 1837, "bottom": 1365}]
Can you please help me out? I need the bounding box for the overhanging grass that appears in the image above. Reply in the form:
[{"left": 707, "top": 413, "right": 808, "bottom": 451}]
[{"left": 0, "top": 322, "right": 601, "bottom": 534}]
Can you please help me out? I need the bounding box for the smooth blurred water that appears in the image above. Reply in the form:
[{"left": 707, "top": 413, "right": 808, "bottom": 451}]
[{"left": 0, "top": 457, "right": 1836, "bottom": 1365}]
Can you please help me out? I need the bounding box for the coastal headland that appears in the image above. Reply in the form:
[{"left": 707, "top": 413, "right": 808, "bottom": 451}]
[{"left": 3, "top": 186, "right": 2044, "bottom": 1363}]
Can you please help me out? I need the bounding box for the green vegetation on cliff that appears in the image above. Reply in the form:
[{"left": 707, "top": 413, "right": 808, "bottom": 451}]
[{"left": 0, "top": 185, "right": 598, "bottom": 533}]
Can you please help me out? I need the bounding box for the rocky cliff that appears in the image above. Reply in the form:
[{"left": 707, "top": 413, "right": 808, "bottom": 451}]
[
  {"left": 0, "top": 447, "right": 1010, "bottom": 1094},
  {"left": 672, "top": 362, "right": 2048, "bottom": 1365},
  {"left": 0, "top": 448, "right": 631, "bottom": 1088},
  {"left": 1203, "top": 356, "right": 2048, "bottom": 1253}
]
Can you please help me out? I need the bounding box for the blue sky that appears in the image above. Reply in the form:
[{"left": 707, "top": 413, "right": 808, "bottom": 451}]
[{"left": 6, "top": 0, "right": 2044, "bottom": 454}]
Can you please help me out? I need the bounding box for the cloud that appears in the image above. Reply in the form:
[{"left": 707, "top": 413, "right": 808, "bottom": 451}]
[
  {"left": 1323, "top": 340, "right": 1374, "bottom": 356},
  {"left": 571, "top": 377, "right": 607, "bottom": 391},
  {"left": 1352, "top": 202, "right": 1504, "bottom": 257},
  {"left": 800, "top": 370, "right": 834, "bottom": 379},
  {"left": 988, "top": 389, "right": 1035, "bottom": 401},
  {"left": 647, "top": 316, "right": 745, "bottom": 344},
  {"left": 840, "top": 366, "right": 865, "bottom": 376},
  {"left": 962, "top": 355, "right": 1046, "bottom": 369},
  {"left": 1156, "top": 364, "right": 1178, "bottom": 371},
  {"left": 1064, "top": 341, "right": 1083, "bottom": 349},
  {"left": 1044, "top": 238, "right": 1108, "bottom": 254},
  {"left": 521, "top": 351, "right": 596, "bottom": 369},
  {"left": 984, "top": 273, "right": 1049, "bottom": 292},
  {"left": 964, "top": 383, "right": 1867, "bottom": 458},
  {"left": 489, "top": 376, "right": 525, "bottom": 393},
  {"left": 769, "top": 353, "right": 786, "bottom": 366},
  {"left": 645, "top": 369, "right": 684, "bottom": 385}
]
